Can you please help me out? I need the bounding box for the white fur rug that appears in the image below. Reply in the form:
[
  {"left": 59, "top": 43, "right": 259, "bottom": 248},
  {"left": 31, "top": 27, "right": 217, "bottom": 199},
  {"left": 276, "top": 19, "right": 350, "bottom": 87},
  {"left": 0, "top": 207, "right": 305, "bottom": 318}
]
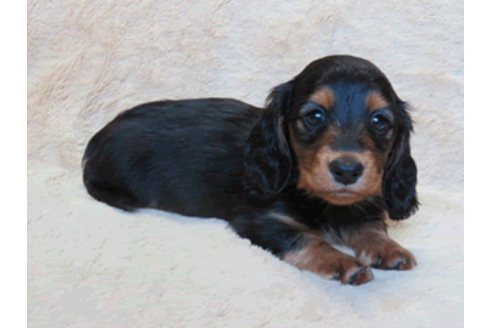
[{"left": 28, "top": 0, "right": 463, "bottom": 327}]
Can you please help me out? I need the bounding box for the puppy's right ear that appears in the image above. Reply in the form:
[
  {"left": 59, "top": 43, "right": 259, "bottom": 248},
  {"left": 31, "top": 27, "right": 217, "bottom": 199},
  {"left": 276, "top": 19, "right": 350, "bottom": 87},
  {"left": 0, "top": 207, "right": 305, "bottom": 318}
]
[{"left": 243, "top": 83, "right": 293, "bottom": 200}]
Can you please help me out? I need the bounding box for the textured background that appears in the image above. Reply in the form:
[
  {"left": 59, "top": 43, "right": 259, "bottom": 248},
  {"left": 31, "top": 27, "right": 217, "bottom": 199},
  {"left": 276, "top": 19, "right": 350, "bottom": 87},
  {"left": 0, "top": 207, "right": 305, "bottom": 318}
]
[{"left": 28, "top": 0, "right": 463, "bottom": 327}]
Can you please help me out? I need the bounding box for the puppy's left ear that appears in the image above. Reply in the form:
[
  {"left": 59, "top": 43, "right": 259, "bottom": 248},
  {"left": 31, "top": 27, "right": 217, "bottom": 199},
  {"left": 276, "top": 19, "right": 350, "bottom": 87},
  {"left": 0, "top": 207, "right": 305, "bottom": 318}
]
[
  {"left": 243, "top": 83, "right": 293, "bottom": 200},
  {"left": 383, "top": 103, "right": 419, "bottom": 220}
]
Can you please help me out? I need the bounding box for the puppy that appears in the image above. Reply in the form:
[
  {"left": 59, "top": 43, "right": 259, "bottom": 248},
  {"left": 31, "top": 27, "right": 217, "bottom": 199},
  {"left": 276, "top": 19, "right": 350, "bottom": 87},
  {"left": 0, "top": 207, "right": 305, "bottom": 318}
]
[{"left": 83, "top": 55, "right": 418, "bottom": 285}]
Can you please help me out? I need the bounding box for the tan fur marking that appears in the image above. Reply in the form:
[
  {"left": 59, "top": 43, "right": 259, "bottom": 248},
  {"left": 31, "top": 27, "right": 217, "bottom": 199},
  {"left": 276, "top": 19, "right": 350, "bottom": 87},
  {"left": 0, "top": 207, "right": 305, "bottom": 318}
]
[
  {"left": 269, "top": 212, "right": 313, "bottom": 232},
  {"left": 365, "top": 91, "right": 389, "bottom": 112},
  {"left": 295, "top": 145, "right": 383, "bottom": 205},
  {"left": 341, "top": 220, "right": 417, "bottom": 270},
  {"left": 283, "top": 236, "right": 374, "bottom": 285},
  {"left": 289, "top": 117, "right": 391, "bottom": 205},
  {"left": 358, "top": 130, "right": 377, "bottom": 150},
  {"left": 309, "top": 87, "right": 335, "bottom": 109},
  {"left": 283, "top": 238, "right": 335, "bottom": 272}
]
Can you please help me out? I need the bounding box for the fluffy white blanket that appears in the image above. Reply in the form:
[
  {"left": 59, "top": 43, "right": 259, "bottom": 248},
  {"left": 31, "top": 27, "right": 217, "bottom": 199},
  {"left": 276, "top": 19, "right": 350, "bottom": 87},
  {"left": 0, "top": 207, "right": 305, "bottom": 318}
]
[{"left": 28, "top": 0, "right": 463, "bottom": 326}]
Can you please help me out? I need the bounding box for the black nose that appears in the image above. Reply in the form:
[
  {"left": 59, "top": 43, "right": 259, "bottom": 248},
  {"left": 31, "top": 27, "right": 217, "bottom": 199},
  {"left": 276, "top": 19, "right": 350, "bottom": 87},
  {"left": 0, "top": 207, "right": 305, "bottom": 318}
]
[{"left": 329, "top": 158, "right": 364, "bottom": 185}]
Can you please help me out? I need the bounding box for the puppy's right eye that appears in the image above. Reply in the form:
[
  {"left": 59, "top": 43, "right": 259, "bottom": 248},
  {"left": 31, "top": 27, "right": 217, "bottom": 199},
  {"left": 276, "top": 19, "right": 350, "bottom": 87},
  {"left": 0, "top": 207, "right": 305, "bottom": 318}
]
[{"left": 303, "top": 110, "right": 325, "bottom": 127}]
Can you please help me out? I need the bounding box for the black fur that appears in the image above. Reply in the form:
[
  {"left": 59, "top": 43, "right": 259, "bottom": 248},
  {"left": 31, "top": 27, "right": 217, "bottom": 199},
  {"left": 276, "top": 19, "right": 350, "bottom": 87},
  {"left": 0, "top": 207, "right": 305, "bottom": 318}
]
[{"left": 83, "top": 55, "right": 418, "bottom": 264}]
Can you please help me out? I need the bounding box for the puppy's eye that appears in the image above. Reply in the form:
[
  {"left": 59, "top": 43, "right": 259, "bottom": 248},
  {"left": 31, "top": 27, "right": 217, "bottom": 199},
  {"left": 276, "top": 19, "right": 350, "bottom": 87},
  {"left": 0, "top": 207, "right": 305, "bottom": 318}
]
[
  {"left": 303, "top": 110, "right": 325, "bottom": 127},
  {"left": 370, "top": 114, "right": 391, "bottom": 133}
]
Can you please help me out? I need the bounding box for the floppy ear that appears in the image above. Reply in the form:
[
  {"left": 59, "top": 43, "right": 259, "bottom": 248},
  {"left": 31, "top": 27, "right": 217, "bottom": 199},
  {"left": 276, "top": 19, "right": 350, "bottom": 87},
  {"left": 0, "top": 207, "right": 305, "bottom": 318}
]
[
  {"left": 243, "top": 83, "right": 293, "bottom": 200},
  {"left": 383, "top": 103, "right": 419, "bottom": 220}
]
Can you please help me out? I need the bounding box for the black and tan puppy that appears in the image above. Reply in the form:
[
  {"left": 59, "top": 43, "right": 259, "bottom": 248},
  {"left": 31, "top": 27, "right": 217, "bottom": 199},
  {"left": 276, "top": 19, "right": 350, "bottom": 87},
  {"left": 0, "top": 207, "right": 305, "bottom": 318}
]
[{"left": 83, "top": 55, "right": 418, "bottom": 285}]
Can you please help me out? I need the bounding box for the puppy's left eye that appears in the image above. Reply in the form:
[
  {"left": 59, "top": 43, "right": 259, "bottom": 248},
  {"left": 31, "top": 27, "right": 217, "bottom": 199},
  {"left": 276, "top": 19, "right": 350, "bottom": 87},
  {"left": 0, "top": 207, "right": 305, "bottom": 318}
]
[
  {"left": 370, "top": 114, "right": 391, "bottom": 133},
  {"left": 303, "top": 110, "right": 325, "bottom": 127}
]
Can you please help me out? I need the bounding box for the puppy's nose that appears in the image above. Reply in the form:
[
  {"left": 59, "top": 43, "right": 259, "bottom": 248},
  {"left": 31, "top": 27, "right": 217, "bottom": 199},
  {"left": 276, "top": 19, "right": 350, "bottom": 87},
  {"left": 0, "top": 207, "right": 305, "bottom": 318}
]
[{"left": 329, "top": 158, "right": 364, "bottom": 185}]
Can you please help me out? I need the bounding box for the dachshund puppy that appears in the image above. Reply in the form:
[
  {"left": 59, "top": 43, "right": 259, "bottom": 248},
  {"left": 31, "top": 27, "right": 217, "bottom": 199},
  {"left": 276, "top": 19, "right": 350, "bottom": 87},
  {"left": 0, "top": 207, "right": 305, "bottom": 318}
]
[{"left": 83, "top": 55, "right": 418, "bottom": 285}]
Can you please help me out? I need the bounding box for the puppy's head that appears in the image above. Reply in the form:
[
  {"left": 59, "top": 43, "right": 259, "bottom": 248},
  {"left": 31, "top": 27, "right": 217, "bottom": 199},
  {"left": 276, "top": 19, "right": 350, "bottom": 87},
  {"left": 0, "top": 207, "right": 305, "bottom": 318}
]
[{"left": 244, "top": 55, "right": 418, "bottom": 220}]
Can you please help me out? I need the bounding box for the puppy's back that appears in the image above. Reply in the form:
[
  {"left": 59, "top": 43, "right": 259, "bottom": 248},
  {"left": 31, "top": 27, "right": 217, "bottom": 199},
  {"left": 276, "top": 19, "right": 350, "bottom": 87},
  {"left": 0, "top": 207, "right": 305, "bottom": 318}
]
[{"left": 83, "top": 98, "right": 262, "bottom": 216}]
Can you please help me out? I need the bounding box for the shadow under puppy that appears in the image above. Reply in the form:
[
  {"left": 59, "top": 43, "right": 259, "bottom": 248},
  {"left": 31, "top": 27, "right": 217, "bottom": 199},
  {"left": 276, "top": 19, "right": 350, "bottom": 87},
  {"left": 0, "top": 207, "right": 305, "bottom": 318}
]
[{"left": 83, "top": 55, "right": 419, "bottom": 285}]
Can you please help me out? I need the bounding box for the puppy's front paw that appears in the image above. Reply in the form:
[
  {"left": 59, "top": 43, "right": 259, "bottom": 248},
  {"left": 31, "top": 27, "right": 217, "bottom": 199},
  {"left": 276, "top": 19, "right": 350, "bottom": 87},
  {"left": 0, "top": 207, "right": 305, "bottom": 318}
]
[
  {"left": 324, "top": 253, "right": 374, "bottom": 285},
  {"left": 359, "top": 242, "right": 417, "bottom": 271},
  {"left": 284, "top": 244, "right": 374, "bottom": 286}
]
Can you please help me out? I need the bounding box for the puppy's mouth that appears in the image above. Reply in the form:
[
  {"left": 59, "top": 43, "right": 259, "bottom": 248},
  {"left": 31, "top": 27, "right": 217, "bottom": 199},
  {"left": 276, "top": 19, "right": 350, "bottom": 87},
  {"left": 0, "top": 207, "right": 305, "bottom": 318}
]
[
  {"left": 324, "top": 190, "right": 367, "bottom": 205},
  {"left": 329, "top": 191, "right": 358, "bottom": 197}
]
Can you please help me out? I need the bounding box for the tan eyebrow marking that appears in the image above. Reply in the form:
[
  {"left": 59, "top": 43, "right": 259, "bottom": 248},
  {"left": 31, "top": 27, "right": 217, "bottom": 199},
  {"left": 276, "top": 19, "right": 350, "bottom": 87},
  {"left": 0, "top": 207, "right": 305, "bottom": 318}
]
[
  {"left": 309, "top": 87, "right": 335, "bottom": 109},
  {"left": 365, "top": 91, "right": 389, "bottom": 112}
]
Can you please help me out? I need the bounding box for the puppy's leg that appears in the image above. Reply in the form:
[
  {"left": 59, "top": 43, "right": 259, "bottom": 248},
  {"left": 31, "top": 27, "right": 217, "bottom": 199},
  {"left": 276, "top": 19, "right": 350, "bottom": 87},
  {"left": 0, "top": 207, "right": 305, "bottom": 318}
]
[
  {"left": 341, "top": 221, "right": 417, "bottom": 270},
  {"left": 231, "top": 212, "right": 373, "bottom": 285}
]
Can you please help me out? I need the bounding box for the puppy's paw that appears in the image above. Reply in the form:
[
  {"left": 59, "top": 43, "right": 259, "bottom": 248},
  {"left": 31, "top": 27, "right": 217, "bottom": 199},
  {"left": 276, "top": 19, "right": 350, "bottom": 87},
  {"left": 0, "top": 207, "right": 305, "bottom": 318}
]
[
  {"left": 359, "top": 242, "right": 417, "bottom": 271},
  {"left": 319, "top": 253, "right": 374, "bottom": 285},
  {"left": 284, "top": 244, "right": 374, "bottom": 286}
]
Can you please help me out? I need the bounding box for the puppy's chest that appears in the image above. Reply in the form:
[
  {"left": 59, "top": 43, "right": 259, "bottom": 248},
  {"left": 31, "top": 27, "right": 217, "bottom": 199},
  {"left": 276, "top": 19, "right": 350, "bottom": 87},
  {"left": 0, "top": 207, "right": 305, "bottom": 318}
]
[{"left": 279, "top": 193, "right": 385, "bottom": 230}]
